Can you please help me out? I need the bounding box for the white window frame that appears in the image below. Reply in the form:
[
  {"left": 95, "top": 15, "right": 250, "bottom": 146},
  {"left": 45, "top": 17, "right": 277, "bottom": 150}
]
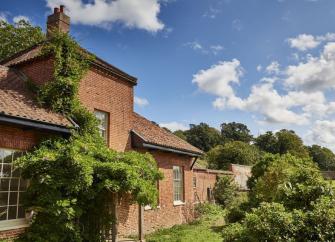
[
  {"left": 173, "top": 166, "right": 184, "bottom": 205},
  {"left": 94, "top": 110, "right": 109, "bottom": 144},
  {"left": 0, "top": 148, "right": 28, "bottom": 230}
]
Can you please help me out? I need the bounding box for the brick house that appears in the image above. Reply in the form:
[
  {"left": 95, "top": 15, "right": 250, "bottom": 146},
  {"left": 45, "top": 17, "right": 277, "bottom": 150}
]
[{"left": 0, "top": 6, "right": 226, "bottom": 239}]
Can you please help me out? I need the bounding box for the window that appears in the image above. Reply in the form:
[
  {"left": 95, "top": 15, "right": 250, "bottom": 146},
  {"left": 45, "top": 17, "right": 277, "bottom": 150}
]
[
  {"left": 173, "top": 166, "right": 184, "bottom": 202},
  {"left": 94, "top": 110, "right": 109, "bottom": 143},
  {"left": 0, "top": 149, "right": 28, "bottom": 223}
]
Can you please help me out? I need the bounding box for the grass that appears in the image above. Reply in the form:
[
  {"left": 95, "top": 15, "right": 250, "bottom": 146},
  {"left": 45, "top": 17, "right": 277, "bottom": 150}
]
[{"left": 146, "top": 204, "right": 225, "bottom": 242}]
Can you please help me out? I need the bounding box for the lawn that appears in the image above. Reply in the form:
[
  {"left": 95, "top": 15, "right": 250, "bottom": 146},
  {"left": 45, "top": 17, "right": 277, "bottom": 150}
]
[{"left": 146, "top": 205, "right": 225, "bottom": 242}]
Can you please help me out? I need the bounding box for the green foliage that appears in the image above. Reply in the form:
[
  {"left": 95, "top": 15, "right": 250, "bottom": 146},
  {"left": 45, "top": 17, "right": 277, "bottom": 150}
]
[
  {"left": 173, "top": 130, "right": 187, "bottom": 141},
  {"left": 15, "top": 32, "right": 162, "bottom": 242},
  {"left": 213, "top": 176, "right": 239, "bottom": 208},
  {"left": 207, "top": 141, "right": 260, "bottom": 170},
  {"left": 0, "top": 20, "right": 45, "bottom": 61},
  {"left": 308, "top": 144, "right": 335, "bottom": 170},
  {"left": 184, "top": 123, "right": 222, "bottom": 152},
  {"left": 254, "top": 129, "right": 310, "bottom": 159},
  {"left": 221, "top": 122, "right": 253, "bottom": 144},
  {"left": 249, "top": 154, "right": 331, "bottom": 210},
  {"left": 195, "top": 203, "right": 225, "bottom": 219}
]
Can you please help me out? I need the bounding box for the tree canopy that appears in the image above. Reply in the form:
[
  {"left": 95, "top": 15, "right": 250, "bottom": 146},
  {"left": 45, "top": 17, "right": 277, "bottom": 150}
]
[
  {"left": 207, "top": 141, "right": 260, "bottom": 169},
  {"left": 221, "top": 122, "right": 253, "bottom": 143},
  {"left": 0, "top": 20, "right": 45, "bottom": 61},
  {"left": 183, "top": 123, "right": 222, "bottom": 152},
  {"left": 308, "top": 145, "right": 335, "bottom": 170}
]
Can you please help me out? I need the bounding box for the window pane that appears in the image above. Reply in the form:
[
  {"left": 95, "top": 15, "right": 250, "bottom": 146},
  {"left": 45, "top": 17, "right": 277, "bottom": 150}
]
[
  {"left": 0, "top": 193, "right": 8, "bottom": 206},
  {"left": 8, "top": 206, "right": 17, "bottom": 220},
  {"left": 94, "top": 110, "right": 109, "bottom": 143},
  {"left": 18, "top": 206, "right": 25, "bottom": 219},
  {"left": 9, "top": 192, "right": 18, "bottom": 205},
  {"left": 3, "top": 151, "right": 12, "bottom": 163},
  {"left": 0, "top": 179, "right": 10, "bottom": 191},
  {"left": 2, "top": 164, "right": 11, "bottom": 177},
  {"left": 10, "top": 179, "right": 19, "bottom": 192},
  {"left": 0, "top": 207, "right": 7, "bottom": 220},
  {"left": 19, "top": 180, "right": 28, "bottom": 191},
  {"left": 173, "top": 166, "right": 184, "bottom": 202}
]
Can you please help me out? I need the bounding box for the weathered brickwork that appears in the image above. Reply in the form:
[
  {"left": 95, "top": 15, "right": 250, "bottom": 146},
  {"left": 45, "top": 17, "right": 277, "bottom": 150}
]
[
  {"left": 193, "top": 170, "right": 218, "bottom": 203},
  {"left": 118, "top": 150, "right": 196, "bottom": 236},
  {"left": 0, "top": 227, "right": 27, "bottom": 240},
  {"left": 17, "top": 58, "right": 55, "bottom": 86},
  {"left": 78, "top": 68, "right": 134, "bottom": 152}
]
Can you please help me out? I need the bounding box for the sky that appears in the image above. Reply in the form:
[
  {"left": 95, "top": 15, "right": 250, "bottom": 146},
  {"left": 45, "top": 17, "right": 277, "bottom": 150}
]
[{"left": 2, "top": 0, "right": 335, "bottom": 150}]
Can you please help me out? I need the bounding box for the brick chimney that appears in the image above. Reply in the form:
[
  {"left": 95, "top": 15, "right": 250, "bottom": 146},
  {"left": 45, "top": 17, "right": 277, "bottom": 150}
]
[{"left": 46, "top": 5, "right": 70, "bottom": 38}]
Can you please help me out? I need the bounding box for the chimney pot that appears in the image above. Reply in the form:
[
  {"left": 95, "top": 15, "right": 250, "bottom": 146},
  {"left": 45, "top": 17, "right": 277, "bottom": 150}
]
[
  {"left": 60, "top": 5, "right": 65, "bottom": 13},
  {"left": 47, "top": 5, "right": 70, "bottom": 38},
  {"left": 54, "top": 7, "right": 59, "bottom": 14}
]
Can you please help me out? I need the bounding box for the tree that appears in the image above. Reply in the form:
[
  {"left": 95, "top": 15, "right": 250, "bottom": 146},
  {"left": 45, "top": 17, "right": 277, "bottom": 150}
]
[
  {"left": 0, "top": 20, "right": 45, "bottom": 61},
  {"left": 173, "top": 130, "right": 187, "bottom": 140},
  {"left": 254, "top": 131, "right": 278, "bottom": 154},
  {"left": 308, "top": 145, "right": 335, "bottom": 170},
  {"left": 221, "top": 122, "right": 253, "bottom": 144},
  {"left": 213, "top": 176, "right": 239, "bottom": 208},
  {"left": 276, "top": 129, "right": 309, "bottom": 158},
  {"left": 254, "top": 129, "right": 309, "bottom": 159},
  {"left": 207, "top": 141, "right": 260, "bottom": 170},
  {"left": 184, "top": 123, "right": 222, "bottom": 152}
]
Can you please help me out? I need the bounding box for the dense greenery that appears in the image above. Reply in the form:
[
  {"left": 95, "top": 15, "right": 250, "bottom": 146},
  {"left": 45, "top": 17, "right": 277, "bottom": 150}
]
[
  {"left": 220, "top": 122, "right": 253, "bottom": 144},
  {"left": 207, "top": 141, "right": 260, "bottom": 169},
  {"left": 174, "top": 123, "right": 222, "bottom": 152},
  {"left": 308, "top": 145, "right": 335, "bottom": 170},
  {"left": 255, "top": 129, "right": 309, "bottom": 159},
  {"left": 213, "top": 176, "right": 239, "bottom": 208},
  {"left": 0, "top": 20, "right": 45, "bottom": 61},
  {"left": 13, "top": 32, "right": 162, "bottom": 242},
  {"left": 222, "top": 154, "right": 335, "bottom": 241}
]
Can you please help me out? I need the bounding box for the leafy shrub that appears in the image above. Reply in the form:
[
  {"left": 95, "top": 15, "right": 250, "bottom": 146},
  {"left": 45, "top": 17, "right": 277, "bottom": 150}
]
[
  {"left": 222, "top": 222, "right": 246, "bottom": 242},
  {"left": 213, "top": 175, "right": 239, "bottom": 208},
  {"left": 195, "top": 203, "right": 224, "bottom": 219}
]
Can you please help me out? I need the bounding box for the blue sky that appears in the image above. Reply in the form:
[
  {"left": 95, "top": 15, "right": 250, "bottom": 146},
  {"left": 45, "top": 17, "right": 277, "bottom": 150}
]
[{"left": 2, "top": 0, "right": 335, "bottom": 150}]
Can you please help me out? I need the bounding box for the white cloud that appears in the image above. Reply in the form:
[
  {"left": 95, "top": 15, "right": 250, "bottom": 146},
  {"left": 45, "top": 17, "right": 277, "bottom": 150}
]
[
  {"left": 192, "top": 59, "right": 243, "bottom": 98},
  {"left": 203, "top": 6, "right": 221, "bottom": 19},
  {"left": 13, "top": 15, "right": 30, "bottom": 23},
  {"left": 306, "top": 120, "right": 335, "bottom": 150},
  {"left": 134, "top": 96, "right": 149, "bottom": 107},
  {"left": 256, "top": 65, "right": 262, "bottom": 72},
  {"left": 0, "top": 12, "right": 8, "bottom": 22},
  {"left": 285, "top": 42, "right": 335, "bottom": 92},
  {"left": 159, "top": 122, "right": 188, "bottom": 132},
  {"left": 232, "top": 19, "right": 243, "bottom": 31},
  {"left": 193, "top": 57, "right": 335, "bottom": 125},
  {"left": 265, "top": 61, "right": 280, "bottom": 74},
  {"left": 46, "top": 0, "right": 165, "bottom": 32},
  {"left": 184, "top": 42, "right": 224, "bottom": 55},
  {"left": 287, "top": 33, "right": 335, "bottom": 51}
]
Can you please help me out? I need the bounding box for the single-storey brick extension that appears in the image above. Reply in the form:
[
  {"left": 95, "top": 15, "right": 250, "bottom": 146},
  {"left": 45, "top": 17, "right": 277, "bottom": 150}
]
[{"left": 0, "top": 6, "right": 231, "bottom": 239}]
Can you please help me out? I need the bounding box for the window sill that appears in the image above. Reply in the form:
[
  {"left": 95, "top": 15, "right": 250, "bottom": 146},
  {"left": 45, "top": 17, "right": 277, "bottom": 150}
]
[
  {"left": 0, "top": 219, "right": 29, "bottom": 231},
  {"left": 144, "top": 205, "right": 160, "bottom": 211},
  {"left": 173, "top": 201, "right": 185, "bottom": 206}
]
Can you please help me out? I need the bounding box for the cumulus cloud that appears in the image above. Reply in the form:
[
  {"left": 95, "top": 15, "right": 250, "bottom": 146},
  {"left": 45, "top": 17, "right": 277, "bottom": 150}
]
[
  {"left": 193, "top": 56, "right": 335, "bottom": 125},
  {"left": 265, "top": 61, "right": 280, "bottom": 74},
  {"left": 0, "top": 12, "right": 8, "bottom": 22},
  {"left": 13, "top": 15, "right": 30, "bottom": 23},
  {"left": 287, "top": 33, "right": 335, "bottom": 51},
  {"left": 285, "top": 42, "right": 335, "bottom": 92},
  {"left": 134, "top": 96, "right": 149, "bottom": 107},
  {"left": 159, "top": 122, "right": 188, "bottom": 132},
  {"left": 46, "top": 0, "right": 165, "bottom": 32},
  {"left": 306, "top": 120, "right": 335, "bottom": 150}
]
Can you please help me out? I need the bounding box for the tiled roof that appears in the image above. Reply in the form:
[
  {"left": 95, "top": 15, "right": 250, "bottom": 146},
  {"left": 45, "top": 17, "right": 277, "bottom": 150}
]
[
  {"left": 0, "top": 43, "right": 137, "bottom": 84},
  {"left": 132, "top": 112, "right": 203, "bottom": 156},
  {"left": 0, "top": 65, "right": 73, "bottom": 128}
]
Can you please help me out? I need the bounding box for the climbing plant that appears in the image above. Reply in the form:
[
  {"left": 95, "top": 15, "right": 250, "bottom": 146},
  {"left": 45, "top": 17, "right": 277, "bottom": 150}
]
[{"left": 14, "top": 32, "right": 162, "bottom": 242}]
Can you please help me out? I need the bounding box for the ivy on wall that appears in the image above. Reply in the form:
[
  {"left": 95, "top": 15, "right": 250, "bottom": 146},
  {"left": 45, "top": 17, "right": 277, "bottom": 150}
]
[{"left": 15, "top": 32, "right": 162, "bottom": 242}]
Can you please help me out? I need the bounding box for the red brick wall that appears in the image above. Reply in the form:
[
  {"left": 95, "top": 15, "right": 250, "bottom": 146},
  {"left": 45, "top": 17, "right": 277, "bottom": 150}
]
[
  {"left": 78, "top": 68, "right": 134, "bottom": 152},
  {"left": 118, "top": 150, "right": 195, "bottom": 236},
  {"left": 17, "top": 58, "right": 55, "bottom": 86},
  {"left": 0, "top": 123, "right": 52, "bottom": 150},
  {"left": 0, "top": 227, "right": 26, "bottom": 240},
  {"left": 192, "top": 170, "right": 218, "bottom": 203}
]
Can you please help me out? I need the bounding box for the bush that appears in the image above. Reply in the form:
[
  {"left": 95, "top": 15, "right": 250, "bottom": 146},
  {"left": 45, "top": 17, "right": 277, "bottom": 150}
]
[
  {"left": 195, "top": 203, "right": 224, "bottom": 219},
  {"left": 213, "top": 176, "right": 239, "bottom": 208},
  {"left": 222, "top": 222, "right": 246, "bottom": 242}
]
